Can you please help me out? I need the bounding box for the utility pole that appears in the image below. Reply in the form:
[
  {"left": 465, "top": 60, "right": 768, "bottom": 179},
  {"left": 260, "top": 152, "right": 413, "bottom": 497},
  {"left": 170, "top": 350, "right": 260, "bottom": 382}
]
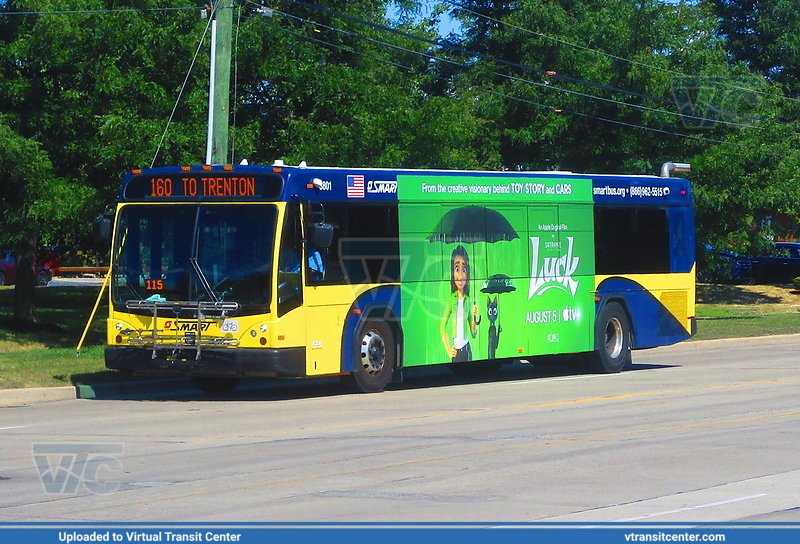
[{"left": 205, "top": 3, "right": 233, "bottom": 165}]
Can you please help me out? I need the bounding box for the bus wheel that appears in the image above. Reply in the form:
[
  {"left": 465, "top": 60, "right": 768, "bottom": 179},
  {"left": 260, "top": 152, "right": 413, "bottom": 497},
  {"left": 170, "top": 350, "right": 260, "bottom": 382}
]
[
  {"left": 348, "top": 320, "right": 395, "bottom": 393},
  {"left": 587, "top": 302, "right": 631, "bottom": 373},
  {"left": 191, "top": 376, "right": 241, "bottom": 395}
]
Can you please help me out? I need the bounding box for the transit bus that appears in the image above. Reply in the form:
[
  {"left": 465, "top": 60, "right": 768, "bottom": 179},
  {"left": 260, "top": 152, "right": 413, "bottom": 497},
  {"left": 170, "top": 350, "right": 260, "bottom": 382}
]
[{"left": 99, "top": 161, "right": 695, "bottom": 393}]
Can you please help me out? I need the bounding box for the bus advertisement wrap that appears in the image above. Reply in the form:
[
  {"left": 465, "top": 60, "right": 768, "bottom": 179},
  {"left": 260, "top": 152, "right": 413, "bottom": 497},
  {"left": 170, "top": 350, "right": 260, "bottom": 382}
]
[{"left": 397, "top": 175, "right": 596, "bottom": 366}]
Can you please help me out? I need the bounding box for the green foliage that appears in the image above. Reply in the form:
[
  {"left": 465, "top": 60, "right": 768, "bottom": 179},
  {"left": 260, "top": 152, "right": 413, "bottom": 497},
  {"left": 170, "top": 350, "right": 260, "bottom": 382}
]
[
  {"left": 0, "top": 118, "right": 54, "bottom": 248},
  {"left": 1, "top": 0, "right": 800, "bottom": 263},
  {"left": 1, "top": 0, "right": 212, "bottom": 219},
  {"left": 710, "top": 0, "right": 800, "bottom": 97}
]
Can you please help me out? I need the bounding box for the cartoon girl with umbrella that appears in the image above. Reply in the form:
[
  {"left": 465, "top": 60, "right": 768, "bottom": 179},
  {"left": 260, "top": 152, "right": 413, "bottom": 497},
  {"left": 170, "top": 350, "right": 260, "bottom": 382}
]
[{"left": 440, "top": 245, "right": 480, "bottom": 362}]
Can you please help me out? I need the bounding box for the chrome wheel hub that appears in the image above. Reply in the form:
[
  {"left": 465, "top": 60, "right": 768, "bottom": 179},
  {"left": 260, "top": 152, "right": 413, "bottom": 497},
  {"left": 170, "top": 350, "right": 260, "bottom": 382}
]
[
  {"left": 359, "top": 329, "right": 386, "bottom": 375},
  {"left": 605, "top": 317, "right": 624, "bottom": 359}
]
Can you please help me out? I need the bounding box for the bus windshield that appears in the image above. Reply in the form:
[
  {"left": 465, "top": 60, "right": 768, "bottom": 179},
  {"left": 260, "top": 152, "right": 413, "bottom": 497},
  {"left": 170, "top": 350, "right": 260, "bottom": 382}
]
[{"left": 112, "top": 204, "right": 278, "bottom": 315}]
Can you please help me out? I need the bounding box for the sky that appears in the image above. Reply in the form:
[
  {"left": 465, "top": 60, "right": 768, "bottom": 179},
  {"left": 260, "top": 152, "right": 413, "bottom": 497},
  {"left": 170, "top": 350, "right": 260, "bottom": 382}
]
[
  {"left": 387, "top": 0, "right": 693, "bottom": 38},
  {"left": 385, "top": 1, "right": 462, "bottom": 37}
]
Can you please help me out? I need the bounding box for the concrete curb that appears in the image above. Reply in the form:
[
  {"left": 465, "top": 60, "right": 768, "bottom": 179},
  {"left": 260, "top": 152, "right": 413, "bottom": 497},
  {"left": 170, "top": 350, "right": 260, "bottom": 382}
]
[
  {"left": 0, "top": 379, "right": 195, "bottom": 405},
  {"left": 0, "top": 386, "right": 76, "bottom": 406}
]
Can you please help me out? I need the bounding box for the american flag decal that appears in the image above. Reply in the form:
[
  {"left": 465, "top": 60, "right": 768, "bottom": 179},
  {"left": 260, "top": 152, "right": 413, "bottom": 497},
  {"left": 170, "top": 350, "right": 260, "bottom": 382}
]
[{"left": 347, "top": 175, "right": 365, "bottom": 198}]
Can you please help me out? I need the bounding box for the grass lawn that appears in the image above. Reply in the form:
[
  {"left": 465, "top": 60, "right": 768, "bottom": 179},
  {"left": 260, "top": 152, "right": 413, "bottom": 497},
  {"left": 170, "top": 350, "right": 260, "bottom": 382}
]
[
  {"left": 1, "top": 282, "right": 799, "bottom": 390},
  {"left": 693, "top": 283, "right": 800, "bottom": 341},
  {"left": 0, "top": 284, "right": 109, "bottom": 389}
]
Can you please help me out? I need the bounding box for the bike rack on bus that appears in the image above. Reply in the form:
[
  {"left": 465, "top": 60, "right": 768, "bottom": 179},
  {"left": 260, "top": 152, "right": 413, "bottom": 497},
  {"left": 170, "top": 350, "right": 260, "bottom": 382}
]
[{"left": 124, "top": 300, "right": 241, "bottom": 360}]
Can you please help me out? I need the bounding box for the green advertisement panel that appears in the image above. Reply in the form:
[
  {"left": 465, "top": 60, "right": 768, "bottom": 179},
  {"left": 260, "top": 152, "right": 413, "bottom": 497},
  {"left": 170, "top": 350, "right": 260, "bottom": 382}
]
[{"left": 397, "top": 175, "right": 596, "bottom": 367}]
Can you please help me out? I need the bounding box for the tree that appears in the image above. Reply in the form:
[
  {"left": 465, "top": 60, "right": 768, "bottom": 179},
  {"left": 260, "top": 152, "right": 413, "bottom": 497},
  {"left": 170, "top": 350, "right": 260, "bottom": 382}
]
[
  {"left": 690, "top": 118, "right": 800, "bottom": 255},
  {"left": 0, "top": 0, "right": 213, "bottom": 212},
  {"left": 709, "top": 0, "right": 800, "bottom": 97},
  {"left": 1, "top": 0, "right": 799, "bottom": 285},
  {"left": 0, "top": 0, "right": 208, "bottom": 324},
  {"left": 0, "top": 119, "right": 54, "bottom": 324},
  {"left": 230, "top": 0, "right": 493, "bottom": 168},
  {"left": 447, "top": 0, "right": 701, "bottom": 172}
]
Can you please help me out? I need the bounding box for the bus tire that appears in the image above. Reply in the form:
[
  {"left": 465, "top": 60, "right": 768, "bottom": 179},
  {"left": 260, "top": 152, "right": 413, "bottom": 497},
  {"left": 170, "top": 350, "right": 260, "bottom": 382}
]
[
  {"left": 348, "top": 319, "right": 395, "bottom": 393},
  {"left": 587, "top": 302, "right": 631, "bottom": 373},
  {"left": 191, "top": 376, "right": 240, "bottom": 395}
]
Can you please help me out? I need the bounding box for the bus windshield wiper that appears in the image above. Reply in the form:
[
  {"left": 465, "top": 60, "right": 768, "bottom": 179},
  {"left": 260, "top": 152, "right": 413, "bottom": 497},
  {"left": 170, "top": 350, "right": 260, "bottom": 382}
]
[{"left": 189, "top": 257, "right": 219, "bottom": 303}]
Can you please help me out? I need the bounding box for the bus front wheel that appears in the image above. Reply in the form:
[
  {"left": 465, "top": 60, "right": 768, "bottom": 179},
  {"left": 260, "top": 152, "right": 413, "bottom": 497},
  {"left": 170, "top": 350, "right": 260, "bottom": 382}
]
[
  {"left": 587, "top": 302, "right": 631, "bottom": 373},
  {"left": 347, "top": 320, "right": 395, "bottom": 393}
]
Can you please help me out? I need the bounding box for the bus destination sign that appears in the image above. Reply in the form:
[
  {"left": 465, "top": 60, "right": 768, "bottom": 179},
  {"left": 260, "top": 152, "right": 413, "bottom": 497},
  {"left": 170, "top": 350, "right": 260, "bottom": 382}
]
[{"left": 123, "top": 173, "right": 284, "bottom": 201}]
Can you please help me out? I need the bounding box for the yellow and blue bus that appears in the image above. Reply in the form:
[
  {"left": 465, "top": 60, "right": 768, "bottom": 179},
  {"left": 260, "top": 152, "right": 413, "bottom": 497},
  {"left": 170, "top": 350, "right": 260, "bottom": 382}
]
[{"left": 100, "top": 161, "right": 695, "bottom": 393}]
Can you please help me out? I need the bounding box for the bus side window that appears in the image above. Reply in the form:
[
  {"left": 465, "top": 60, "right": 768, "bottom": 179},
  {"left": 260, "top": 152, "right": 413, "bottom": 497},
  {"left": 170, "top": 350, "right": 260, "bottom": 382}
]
[
  {"left": 595, "top": 207, "right": 670, "bottom": 274},
  {"left": 339, "top": 203, "right": 400, "bottom": 284},
  {"left": 312, "top": 205, "right": 346, "bottom": 284},
  {"left": 305, "top": 203, "right": 399, "bottom": 285},
  {"left": 306, "top": 246, "right": 325, "bottom": 281},
  {"left": 277, "top": 205, "right": 303, "bottom": 316}
]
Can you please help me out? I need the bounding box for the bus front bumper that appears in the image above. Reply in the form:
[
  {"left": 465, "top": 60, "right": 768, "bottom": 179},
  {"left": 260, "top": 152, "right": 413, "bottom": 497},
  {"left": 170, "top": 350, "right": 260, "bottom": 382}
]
[{"left": 105, "top": 346, "right": 306, "bottom": 378}]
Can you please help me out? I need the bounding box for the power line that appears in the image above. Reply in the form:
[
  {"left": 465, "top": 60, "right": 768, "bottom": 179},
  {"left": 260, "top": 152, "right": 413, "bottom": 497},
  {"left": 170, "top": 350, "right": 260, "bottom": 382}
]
[
  {"left": 0, "top": 0, "right": 774, "bottom": 151},
  {"left": 250, "top": 6, "right": 751, "bottom": 149},
  {"left": 287, "top": 0, "right": 772, "bottom": 126},
  {"left": 151, "top": 2, "right": 217, "bottom": 167},
  {"left": 1, "top": 7, "right": 199, "bottom": 16},
  {"left": 257, "top": 3, "right": 762, "bottom": 134},
  {"left": 2, "top": 0, "right": 772, "bottom": 131},
  {"left": 444, "top": 0, "right": 800, "bottom": 107}
]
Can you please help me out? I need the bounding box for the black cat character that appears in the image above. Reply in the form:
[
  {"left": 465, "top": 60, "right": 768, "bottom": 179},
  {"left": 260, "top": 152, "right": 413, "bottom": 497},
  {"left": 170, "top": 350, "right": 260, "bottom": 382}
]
[{"left": 487, "top": 296, "right": 501, "bottom": 359}]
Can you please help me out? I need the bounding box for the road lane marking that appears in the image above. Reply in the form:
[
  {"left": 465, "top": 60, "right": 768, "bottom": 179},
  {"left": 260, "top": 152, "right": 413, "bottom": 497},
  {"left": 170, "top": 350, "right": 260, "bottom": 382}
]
[
  {"left": 615, "top": 494, "right": 769, "bottom": 521},
  {"left": 179, "top": 378, "right": 794, "bottom": 441}
]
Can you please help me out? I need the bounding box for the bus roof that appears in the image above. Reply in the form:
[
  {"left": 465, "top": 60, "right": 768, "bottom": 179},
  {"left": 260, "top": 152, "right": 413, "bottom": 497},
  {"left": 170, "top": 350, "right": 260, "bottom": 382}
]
[{"left": 119, "top": 162, "right": 692, "bottom": 206}]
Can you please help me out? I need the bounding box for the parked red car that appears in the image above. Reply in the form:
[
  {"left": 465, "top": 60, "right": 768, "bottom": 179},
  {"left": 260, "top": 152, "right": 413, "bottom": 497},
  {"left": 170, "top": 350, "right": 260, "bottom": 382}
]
[{"left": 0, "top": 250, "right": 53, "bottom": 286}]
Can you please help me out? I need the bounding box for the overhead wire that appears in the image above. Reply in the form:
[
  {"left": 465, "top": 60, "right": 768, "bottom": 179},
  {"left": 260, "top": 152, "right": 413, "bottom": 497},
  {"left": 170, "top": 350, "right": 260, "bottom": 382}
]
[
  {"left": 287, "top": 0, "right": 770, "bottom": 125},
  {"left": 249, "top": 4, "right": 748, "bottom": 148},
  {"left": 150, "top": 2, "right": 217, "bottom": 167},
  {"left": 231, "top": 3, "right": 244, "bottom": 164},
  {"left": 0, "top": 6, "right": 199, "bottom": 15},
  {"left": 271, "top": 4, "right": 760, "bottom": 130},
  {"left": 2, "top": 1, "right": 777, "bottom": 151},
  {"left": 444, "top": 0, "right": 800, "bottom": 107},
  {"left": 246, "top": 2, "right": 761, "bottom": 145}
]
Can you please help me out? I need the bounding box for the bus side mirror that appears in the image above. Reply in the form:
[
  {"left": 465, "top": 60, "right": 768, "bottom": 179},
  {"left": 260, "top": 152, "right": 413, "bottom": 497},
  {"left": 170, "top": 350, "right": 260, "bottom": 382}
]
[
  {"left": 310, "top": 223, "right": 333, "bottom": 248},
  {"left": 93, "top": 204, "right": 115, "bottom": 243},
  {"left": 93, "top": 216, "right": 112, "bottom": 242}
]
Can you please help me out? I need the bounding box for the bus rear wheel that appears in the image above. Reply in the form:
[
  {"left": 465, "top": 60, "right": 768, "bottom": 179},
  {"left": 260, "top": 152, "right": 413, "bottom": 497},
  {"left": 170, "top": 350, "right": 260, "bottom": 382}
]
[
  {"left": 347, "top": 319, "right": 395, "bottom": 393},
  {"left": 587, "top": 302, "right": 631, "bottom": 373}
]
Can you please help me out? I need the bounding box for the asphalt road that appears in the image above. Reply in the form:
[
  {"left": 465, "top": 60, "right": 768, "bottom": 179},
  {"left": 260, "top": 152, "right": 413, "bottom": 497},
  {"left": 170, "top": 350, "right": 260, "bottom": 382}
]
[{"left": 1, "top": 335, "right": 799, "bottom": 524}]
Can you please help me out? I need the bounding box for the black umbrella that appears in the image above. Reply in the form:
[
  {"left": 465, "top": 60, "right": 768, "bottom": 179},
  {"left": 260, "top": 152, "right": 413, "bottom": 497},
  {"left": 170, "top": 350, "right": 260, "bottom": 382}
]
[
  {"left": 480, "top": 274, "right": 517, "bottom": 294},
  {"left": 427, "top": 206, "right": 519, "bottom": 244}
]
